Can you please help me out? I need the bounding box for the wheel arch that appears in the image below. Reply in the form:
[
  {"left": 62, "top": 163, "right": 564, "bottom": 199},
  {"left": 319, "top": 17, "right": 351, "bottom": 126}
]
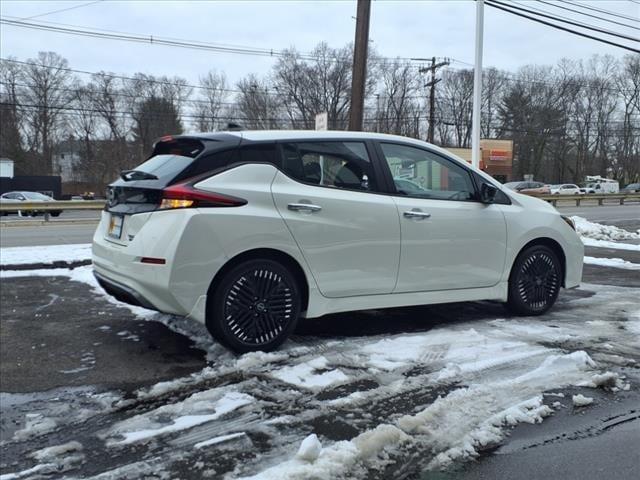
[
  {"left": 206, "top": 247, "right": 310, "bottom": 316},
  {"left": 511, "top": 237, "right": 567, "bottom": 287}
]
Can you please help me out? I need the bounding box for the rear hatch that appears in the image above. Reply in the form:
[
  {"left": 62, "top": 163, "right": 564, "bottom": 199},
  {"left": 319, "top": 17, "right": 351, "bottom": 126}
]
[{"left": 104, "top": 134, "right": 241, "bottom": 245}]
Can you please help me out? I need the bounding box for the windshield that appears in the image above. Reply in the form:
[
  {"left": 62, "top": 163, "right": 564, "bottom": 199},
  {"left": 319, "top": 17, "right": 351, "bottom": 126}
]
[{"left": 22, "top": 192, "right": 52, "bottom": 200}]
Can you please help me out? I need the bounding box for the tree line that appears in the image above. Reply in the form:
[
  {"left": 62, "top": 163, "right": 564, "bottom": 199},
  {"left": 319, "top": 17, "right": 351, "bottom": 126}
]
[{"left": 1, "top": 45, "right": 638, "bottom": 191}]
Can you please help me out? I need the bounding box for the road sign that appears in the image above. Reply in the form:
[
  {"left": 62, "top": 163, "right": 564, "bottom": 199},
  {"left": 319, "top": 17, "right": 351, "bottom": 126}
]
[{"left": 315, "top": 112, "right": 328, "bottom": 131}]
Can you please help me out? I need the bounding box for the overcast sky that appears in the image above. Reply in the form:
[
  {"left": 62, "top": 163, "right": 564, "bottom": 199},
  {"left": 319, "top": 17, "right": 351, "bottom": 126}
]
[{"left": 1, "top": 0, "right": 638, "bottom": 87}]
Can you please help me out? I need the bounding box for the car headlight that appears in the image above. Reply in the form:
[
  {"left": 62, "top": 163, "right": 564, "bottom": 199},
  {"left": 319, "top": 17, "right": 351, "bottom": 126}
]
[{"left": 561, "top": 215, "right": 576, "bottom": 231}]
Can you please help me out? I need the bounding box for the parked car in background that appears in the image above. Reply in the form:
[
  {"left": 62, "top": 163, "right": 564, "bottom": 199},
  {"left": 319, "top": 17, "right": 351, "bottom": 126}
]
[
  {"left": 503, "top": 181, "right": 550, "bottom": 195},
  {"left": 621, "top": 183, "right": 640, "bottom": 193},
  {"left": 550, "top": 184, "right": 582, "bottom": 195},
  {"left": 93, "top": 131, "right": 584, "bottom": 353},
  {"left": 0, "top": 191, "right": 62, "bottom": 216}
]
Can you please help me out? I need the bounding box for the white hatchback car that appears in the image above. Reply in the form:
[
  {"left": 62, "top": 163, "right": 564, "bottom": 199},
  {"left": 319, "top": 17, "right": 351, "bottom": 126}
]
[{"left": 93, "top": 131, "right": 583, "bottom": 352}]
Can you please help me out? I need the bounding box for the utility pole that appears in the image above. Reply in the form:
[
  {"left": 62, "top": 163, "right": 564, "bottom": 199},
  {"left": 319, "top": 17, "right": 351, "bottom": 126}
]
[
  {"left": 349, "top": 0, "right": 371, "bottom": 131},
  {"left": 419, "top": 56, "right": 450, "bottom": 144},
  {"left": 471, "top": 0, "right": 484, "bottom": 169}
]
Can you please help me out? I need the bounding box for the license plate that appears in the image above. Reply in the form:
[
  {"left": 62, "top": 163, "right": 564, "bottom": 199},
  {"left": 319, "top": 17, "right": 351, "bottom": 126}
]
[{"left": 108, "top": 214, "right": 124, "bottom": 239}]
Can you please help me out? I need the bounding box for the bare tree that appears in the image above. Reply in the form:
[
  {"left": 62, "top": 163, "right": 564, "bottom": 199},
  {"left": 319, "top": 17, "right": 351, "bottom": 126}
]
[
  {"left": 274, "top": 43, "right": 354, "bottom": 129},
  {"left": 437, "top": 69, "right": 474, "bottom": 147},
  {"left": 21, "top": 52, "right": 73, "bottom": 174},
  {"left": 0, "top": 57, "right": 27, "bottom": 171},
  {"left": 234, "top": 74, "right": 281, "bottom": 129},
  {"left": 376, "top": 59, "right": 422, "bottom": 137},
  {"left": 193, "top": 70, "right": 228, "bottom": 132}
]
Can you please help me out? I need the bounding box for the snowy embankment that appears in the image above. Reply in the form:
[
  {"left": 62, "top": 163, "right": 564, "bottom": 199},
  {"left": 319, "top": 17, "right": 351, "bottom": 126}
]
[
  {"left": 0, "top": 243, "right": 91, "bottom": 267},
  {"left": 571, "top": 216, "right": 640, "bottom": 252}
]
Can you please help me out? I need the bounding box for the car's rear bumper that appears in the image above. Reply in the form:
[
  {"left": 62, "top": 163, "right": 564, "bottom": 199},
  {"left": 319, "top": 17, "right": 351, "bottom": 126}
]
[{"left": 93, "top": 271, "right": 159, "bottom": 311}]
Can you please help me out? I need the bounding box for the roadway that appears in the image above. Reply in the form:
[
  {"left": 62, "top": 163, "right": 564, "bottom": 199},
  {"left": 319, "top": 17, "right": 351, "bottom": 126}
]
[{"left": 0, "top": 204, "right": 637, "bottom": 248}]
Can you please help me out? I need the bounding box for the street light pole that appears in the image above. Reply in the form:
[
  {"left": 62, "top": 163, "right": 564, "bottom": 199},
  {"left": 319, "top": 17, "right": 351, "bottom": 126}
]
[{"left": 471, "top": 0, "right": 484, "bottom": 169}]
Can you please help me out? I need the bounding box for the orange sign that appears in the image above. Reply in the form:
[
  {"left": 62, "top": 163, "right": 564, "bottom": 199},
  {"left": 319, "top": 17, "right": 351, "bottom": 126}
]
[{"left": 489, "top": 150, "right": 510, "bottom": 161}]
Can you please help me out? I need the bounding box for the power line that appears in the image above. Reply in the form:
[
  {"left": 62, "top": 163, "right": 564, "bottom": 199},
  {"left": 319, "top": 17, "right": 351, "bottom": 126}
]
[
  {"left": 535, "top": 0, "right": 639, "bottom": 31},
  {"left": 491, "top": 0, "right": 639, "bottom": 42},
  {"left": 19, "top": 0, "right": 104, "bottom": 21},
  {"left": 485, "top": 1, "right": 640, "bottom": 53},
  {"left": 0, "top": 16, "right": 437, "bottom": 68},
  {"left": 560, "top": 0, "right": 640, "bottom": 23}
]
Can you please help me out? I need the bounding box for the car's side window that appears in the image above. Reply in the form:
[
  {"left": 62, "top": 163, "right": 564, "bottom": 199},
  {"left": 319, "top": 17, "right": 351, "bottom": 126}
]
[
  {"left": 380, "top": 143, "right": 476, "bottom": 201},
  {"left": 281, "top": 141, "right": 377, "bottom": 192}
]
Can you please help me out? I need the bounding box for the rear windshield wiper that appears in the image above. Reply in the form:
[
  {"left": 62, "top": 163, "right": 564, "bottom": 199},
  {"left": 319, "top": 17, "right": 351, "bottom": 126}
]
[{"left": 120, "top": 170, "right": 158, "bottom": 181}]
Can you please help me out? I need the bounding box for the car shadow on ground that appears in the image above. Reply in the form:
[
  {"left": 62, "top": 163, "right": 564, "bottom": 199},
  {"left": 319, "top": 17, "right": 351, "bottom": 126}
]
[{"left": 293, "top": 288, "right": 595, "bottom": 340}]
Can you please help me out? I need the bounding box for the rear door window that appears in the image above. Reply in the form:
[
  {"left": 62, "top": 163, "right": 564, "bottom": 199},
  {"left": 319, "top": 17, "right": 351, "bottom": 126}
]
[{"left": 281, "top": 141, "right": 377, "bottom": 192}]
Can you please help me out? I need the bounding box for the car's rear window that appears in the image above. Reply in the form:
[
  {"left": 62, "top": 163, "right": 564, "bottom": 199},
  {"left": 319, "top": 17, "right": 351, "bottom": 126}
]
[{"left": 134, "top": 154, "right": 194, "bottom": 182}]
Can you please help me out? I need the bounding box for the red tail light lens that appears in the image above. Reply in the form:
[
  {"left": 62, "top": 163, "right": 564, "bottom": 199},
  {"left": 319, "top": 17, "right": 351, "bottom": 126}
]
[{"left": 160, "top": 183, "right": 246, "bottom": 210}]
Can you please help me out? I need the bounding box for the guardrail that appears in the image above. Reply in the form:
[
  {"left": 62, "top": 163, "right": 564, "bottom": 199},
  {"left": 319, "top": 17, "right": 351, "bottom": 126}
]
[
  {"left": 0, "top": 193, "right": 638, "bottom": 220},
  {"left": 0, "top": 200, "right": 105, "bottom": 221},
  {"left": 531, "top": 193, "right": 640, "bottom": 206}
]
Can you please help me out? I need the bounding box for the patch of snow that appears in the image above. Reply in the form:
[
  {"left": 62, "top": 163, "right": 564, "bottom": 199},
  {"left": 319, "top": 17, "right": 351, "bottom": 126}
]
[
  {"left": 108, "top": 390, "right": 254, "bottom": 445},
  {"left": 0, "top": 243, "right": 91, "bottom": 266},
  {"left": 30, "top": 441, "right": 83, "bottom": 462},
  {"left": 584, "top": 256, "right": 640, "bottom": 270},
  {"left": 270, "top": 356, "right": 349, "bottom": 389},
  {"left": 12, "top": 414, "right": 57, "bottom": 441},
  {"left": 0, "top": 463, "right": 58, "bottom": 480},
  {"left": 572, "top": 394, "right": 594, "bottom": 407},
  {"left": 580, "top": 238, "right": 640, "bottom": 251},
  {"left": 194, "top": 432, "right": 246, "bottom": 449}
]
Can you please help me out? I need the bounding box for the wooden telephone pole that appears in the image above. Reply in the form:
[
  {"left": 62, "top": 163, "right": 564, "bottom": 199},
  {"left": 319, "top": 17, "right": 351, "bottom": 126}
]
[
  {"left": 349, "top": 0, "right": 371, "bottom": 131},
  {"left": 419, "top": 57, "right": 450, "bottom": 143}
]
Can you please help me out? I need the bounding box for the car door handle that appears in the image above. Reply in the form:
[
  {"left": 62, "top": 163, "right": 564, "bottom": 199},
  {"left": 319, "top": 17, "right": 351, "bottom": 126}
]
[
  {"left": 403, "top": 210, "right": 431, "bottom": 219},
  {"left": 288, "top": 203, "right": 322, "bottom": 213}
]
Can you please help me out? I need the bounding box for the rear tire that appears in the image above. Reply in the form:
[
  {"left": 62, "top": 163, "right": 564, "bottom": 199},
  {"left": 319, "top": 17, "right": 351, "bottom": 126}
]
[
  {"left": 507, "top": 245, "right": 561, "bottom": 316},
  {"left": 207, "top": 259, "right": 301, "bottom": 353}
]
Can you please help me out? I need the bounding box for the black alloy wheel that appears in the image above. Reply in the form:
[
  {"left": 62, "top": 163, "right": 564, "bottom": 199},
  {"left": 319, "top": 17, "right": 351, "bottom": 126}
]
[
  {"left": 208, "top": 259, "right": 301, "bottom": 353},
  {"left": 507, "top": 245, "right": 561, "bottom": 315}
]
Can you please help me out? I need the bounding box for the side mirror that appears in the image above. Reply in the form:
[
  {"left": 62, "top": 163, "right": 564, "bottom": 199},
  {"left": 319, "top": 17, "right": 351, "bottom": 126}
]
[{"left": 480, "top": 183, "right": 498, "bottom": 204}]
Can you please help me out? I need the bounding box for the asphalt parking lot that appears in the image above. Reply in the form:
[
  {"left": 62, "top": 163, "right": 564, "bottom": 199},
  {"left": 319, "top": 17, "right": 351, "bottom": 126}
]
[{"left": 0, "top": 208, "right": 638, "bottom": 479}]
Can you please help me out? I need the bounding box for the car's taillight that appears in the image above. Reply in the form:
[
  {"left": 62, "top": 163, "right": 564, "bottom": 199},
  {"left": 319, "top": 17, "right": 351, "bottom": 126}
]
[{"left": 159, "top": 183, "right": 246, "bottom": 210}]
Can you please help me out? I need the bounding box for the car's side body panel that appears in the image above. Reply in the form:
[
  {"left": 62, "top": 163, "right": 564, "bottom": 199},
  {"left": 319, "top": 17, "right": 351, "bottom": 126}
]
[
  {"left": 270, "top": 170, "right": 401, "bottom": 298},
  {"left": 390, "top": 196, "right": 507, "bottom": 292}
]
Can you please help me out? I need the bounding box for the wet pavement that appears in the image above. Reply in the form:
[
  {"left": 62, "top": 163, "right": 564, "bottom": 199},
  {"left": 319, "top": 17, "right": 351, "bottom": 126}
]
[{"left": 1, "top": 222, "right": 639, "bottom": 479}]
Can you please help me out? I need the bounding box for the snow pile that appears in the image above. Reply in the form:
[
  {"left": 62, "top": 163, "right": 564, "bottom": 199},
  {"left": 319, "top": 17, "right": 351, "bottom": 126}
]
[
  {"left": 572, "top": 394, "right": 594, "bottom": 407},
  {"left": 583, "top": 256, "right": 640, "bottom": 270},
  {"left": 0, "top": 243, "right": 91, "bottom": 266},
  {"left": 107, "top": 390, "right": 254, "bottom": 445},
  {"left": 296, "top": 434, "right": 322, "bottom": 462},
  {"left": 571, "top": 216, "right": 639, "bottom": 242},
  {"left": 240, "top": 425, "right": 410, "bottom": 480},
  {"left": 397, "top": 351, "right": 597, "bottom": 469}
]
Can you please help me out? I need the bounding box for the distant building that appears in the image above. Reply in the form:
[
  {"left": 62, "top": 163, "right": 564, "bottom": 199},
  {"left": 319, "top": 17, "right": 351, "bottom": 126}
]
[
  {"left": 53, "top": 139, "right": 84, "bottom": 183},
  {"left": 445, "top": 139, "right": 513, "bottom": 183},
  {"left": 0, "top": 157, "right": 14, "bottom": 178}
]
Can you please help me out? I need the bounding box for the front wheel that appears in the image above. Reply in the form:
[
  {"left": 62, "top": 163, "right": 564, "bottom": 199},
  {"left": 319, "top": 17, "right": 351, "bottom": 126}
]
[
  {"left": 507, "top": 245, "right": 561, "bottom": 315},
  {"left": 207, "top": 259, "right": 301, "bottom": 353}
]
